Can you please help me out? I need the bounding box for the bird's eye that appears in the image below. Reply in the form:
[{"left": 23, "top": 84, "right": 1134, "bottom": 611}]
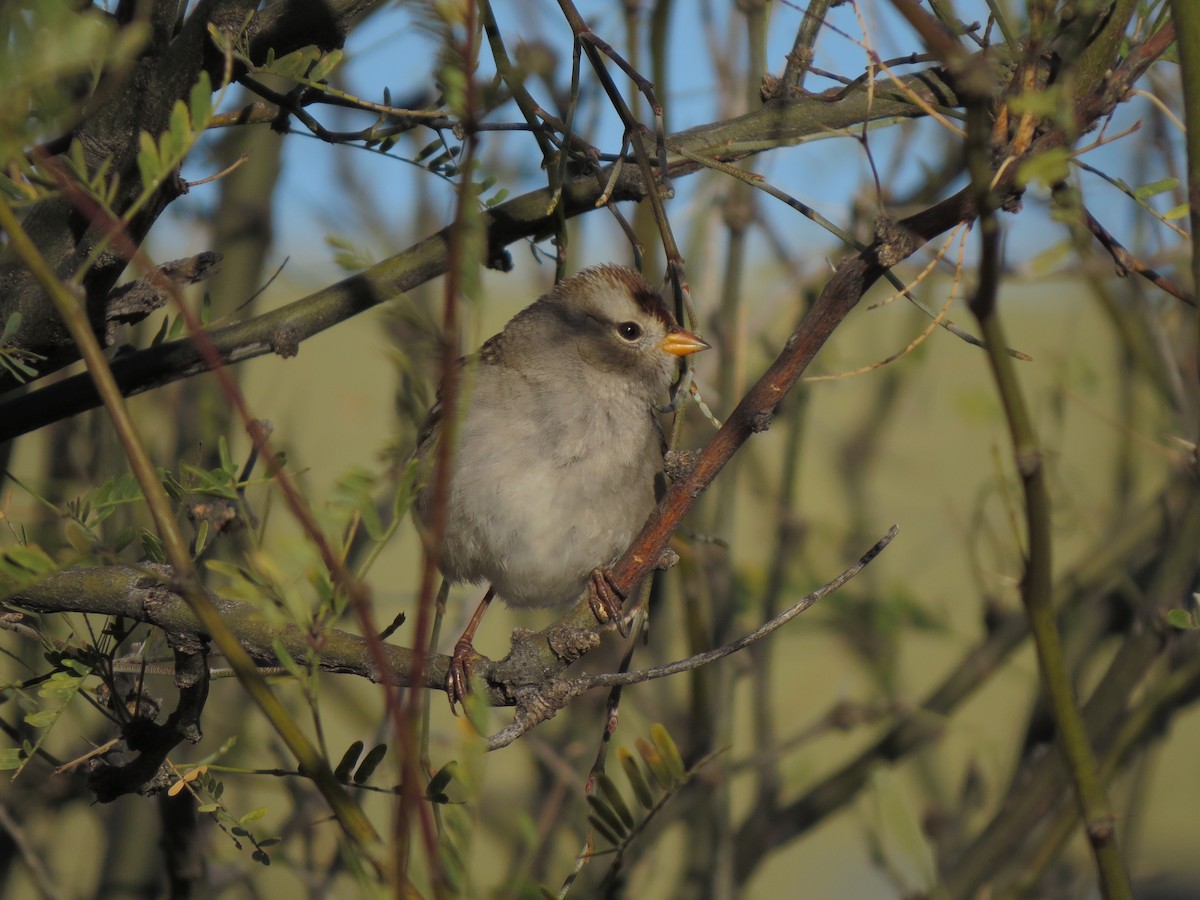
[{"left": 617, "top": 321, "right": 642, "bottom": 341}]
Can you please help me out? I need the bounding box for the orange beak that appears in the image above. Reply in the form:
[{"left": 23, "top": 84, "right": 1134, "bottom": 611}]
[{"left": 660, "top": 328, "right": 711, "bottom": 357}]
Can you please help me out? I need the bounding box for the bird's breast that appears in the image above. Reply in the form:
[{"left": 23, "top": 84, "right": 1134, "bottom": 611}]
[{"left": 438, "top": 376, "right": 661, "bottom": 608}]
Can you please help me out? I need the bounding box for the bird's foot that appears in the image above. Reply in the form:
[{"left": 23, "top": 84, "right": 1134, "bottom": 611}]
[
  {"left": 587, "top": 567, "right": 630, "bottom": 637},
  {"left": 446, "top": 638, "right": 485, "bottom": 714}
]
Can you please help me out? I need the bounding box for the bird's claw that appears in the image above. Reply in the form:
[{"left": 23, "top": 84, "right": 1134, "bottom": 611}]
[
  {"left": 587, "top": 568, "right": 629, "bottom": 637},
  {"left": 446, "top": 639, "right": 483, "bottom": 714}
]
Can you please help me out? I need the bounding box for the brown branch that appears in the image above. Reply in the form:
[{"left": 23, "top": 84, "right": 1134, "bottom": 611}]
[
  {"left": 4, "top": 565, "right": 447, "bottom": 691},
  {"left": 1079, "top": 203, "right": 1195, "bottom": 307},
  {"left": 781, "top": 0, "right": 835, "bottom": 94},
  {"left": 604, "top": 190, "right": 976, "bottom": 602},
  {"left": 484, "top": 526, "right": 898, "bottom": 751}
]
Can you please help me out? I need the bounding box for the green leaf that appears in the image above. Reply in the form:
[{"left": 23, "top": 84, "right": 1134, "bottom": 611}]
[
  {"left": 0, "top": 545, "right": 57, "bottom": 584},
  {"left": 0, "top": 748, "right": 26, "bottom": 770},
  {"left": 68, "top": 138, "right": 88, "bottom": 177},
  {"left": 619, "top": 746, "right": 655, "bottom": 809},
  {"left": 0, "top": 355, "right": 40, "bottom": 381},
  {"left": 588, "top": 813, "right": 620, "bottom": 846},
  {"left": 168, "top": 99, "right": 191, "bottom": 159},
  {"left": 181, "top": 462, "right": 237, "bottom": 498},
  {"left": 24, "top": 709, "right": 59, "bottom": 728},
  {"left": 414, "top": 139, "right": 442, "bottom": 162},
  {"left": 136, "top": 130, "right": 160, "bottom": 187},
  {"left": 1005, "top": 84, "right": 1068, "bottom": 119},
  {"left": 426, "top": 760, "right": 458, "bottom": 799},
  {"left": 193, "top": 518, "right": 210, "bottom": 556},
  {"left": 38, "top": 671, "right": 83, "bottom": 700},
  {"left": 586, "top": 794, "right": 627, "bottom": 839},
  {"left": 651, "top": 723, "right": 685, "bottom": 782},
  {"left": 597, "top": 773, "right": 634, "bottom": 828},
  {"left": 0, "top": 358, "right": 25, "bottom": 381},
  {"left": 1166, "top": 608, "right": 1194, "bottom": 630},
  {"left": 353, "top": 743, "right": 387, "bottom": 784},
  {"left": 262, "top": 47, "right": 322, "bottom": 80},
  {"left": 1, "top": 312, "right": 21, "bottom": 343},
  {"left": 141, "top": 529, "right": 166, "bottom": 564},
  {"left": 1015, "top": 147, "right": 1071, "bottom": 190},
  {"left": 334, "top": 741, "right": 364, "bottom": 782},
  {"left": 61, "top": 659, "right": 91, "bottom": 677},
  {"left": 325, "top": 233, "right": 374, "bottom": 272},
  {"left": 308, "top": 49, "right": 344, "bottom": 83},
  {"left": 636, "top": 737, "right": 674, "bottom": 791},
  {"left": 150, "top": 314, "right": 170, "bottom": 346},
  {"left": 1132, "top": 177, "right": 1178, "bottom": 200},
  {"left": 189, "top": 71, "right": 213, "bottom": 131},
  {"left": 238, "top": 807, "right": 267, "bottom": 826},
  {"left": 869, "top": 768, "right": 938, "bottom": 892}
]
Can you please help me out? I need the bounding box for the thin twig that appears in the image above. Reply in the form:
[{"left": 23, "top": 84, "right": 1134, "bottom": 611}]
[
  {"left": 485, "top": 527, "right": 897, "bottom": 751},
  {"left": 580, "top": 526, "right": 897, "bottom": 689},
  {"left": 1078, "top": 202, "right": 1195, "bottom": 307},
  {"left": 782, "top": 0, "right": 836, "bottom": 94}
]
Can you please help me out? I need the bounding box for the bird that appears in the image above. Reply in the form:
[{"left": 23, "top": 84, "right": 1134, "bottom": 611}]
[{"left": 412, "top": 264, "right": 709, "bottom": 707}]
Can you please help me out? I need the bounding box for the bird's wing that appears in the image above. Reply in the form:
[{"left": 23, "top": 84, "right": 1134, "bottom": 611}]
[{"left": 415, "top": 332, "right": 505, "bottom": 453}]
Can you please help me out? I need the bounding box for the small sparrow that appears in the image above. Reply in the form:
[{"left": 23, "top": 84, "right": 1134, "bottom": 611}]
[{"left": 414, "top": 264, "right": 709, "bottom": 706}]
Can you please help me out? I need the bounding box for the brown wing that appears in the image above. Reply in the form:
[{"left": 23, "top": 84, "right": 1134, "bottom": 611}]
[{"left": 415, "top": 331, "right": 506, "bottom": 453}]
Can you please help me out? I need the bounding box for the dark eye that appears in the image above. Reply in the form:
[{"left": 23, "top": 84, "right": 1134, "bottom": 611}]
[{"left": 617, "top": 321, "right": 642, "bottom": 341}]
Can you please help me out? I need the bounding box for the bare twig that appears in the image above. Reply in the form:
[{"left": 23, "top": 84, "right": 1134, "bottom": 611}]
[
  {"left": 486, "top": 526, "right": 897, "bottom": 750},
  {"left": 781, "top": 0, "right": 836, "bottom": 94},
  {"left": 581, "top": 526, "right": 897, "bottom": 689},
  {"left": 1078, "top": 202, "right": 1195, "bottom": 307}
]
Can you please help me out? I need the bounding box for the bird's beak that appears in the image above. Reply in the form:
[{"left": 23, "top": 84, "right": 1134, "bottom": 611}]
[{"left": 660, "top": 328, "right": 711, "bottom": 357}]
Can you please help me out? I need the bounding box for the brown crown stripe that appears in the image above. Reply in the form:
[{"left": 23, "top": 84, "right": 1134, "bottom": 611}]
[{"left": 561, "top": 264, "right": 675, "bottom": 328}]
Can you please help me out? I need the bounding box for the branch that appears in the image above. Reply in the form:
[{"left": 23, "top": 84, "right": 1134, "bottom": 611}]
[
  {"left": 0, "top": 58, "right": 969, "bottom": 434},
  {"left": 1078, "top": 201, "right": 1195, "bottom": 306},
  {"left": 0, "top": 0, "right": 386, "bottom": 387},
  {"left": 484, "top": 526, "right": 899, "bottom": 751},
  {"left": 4, "top": 564, "right": 446, "bottom": 689},
  {"left": 3, "top": 523, "right": 895, "bottom": 740}
]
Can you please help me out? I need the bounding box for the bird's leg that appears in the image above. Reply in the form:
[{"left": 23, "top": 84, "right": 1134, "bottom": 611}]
[
  {"left": 587, "top": 568, "right": 630, "bottom": 637},
  {"left": 447, "top": 586, "right": 494, "bottom": 712}
]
